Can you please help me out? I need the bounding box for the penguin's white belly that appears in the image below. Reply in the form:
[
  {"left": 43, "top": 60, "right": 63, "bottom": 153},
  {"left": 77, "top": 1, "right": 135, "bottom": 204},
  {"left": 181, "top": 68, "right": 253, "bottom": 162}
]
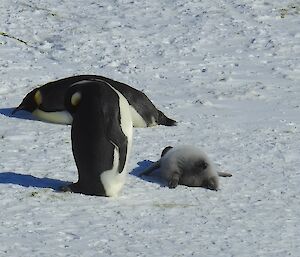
[
  {"left": 100, "top": 148, "right": 127, "bottom": 197},
  {"left": 33, "top": 109, "right": 73, "bottom": 125}
]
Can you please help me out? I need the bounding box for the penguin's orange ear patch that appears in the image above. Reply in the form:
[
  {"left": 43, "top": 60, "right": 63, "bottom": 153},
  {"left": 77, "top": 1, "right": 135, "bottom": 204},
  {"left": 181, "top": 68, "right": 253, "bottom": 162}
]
[
  {"left": 71, "top": 92, "right": 82, "bottom": 106},
  {"left": 34, "top": 90, "right": 42, "bottom": 106}
]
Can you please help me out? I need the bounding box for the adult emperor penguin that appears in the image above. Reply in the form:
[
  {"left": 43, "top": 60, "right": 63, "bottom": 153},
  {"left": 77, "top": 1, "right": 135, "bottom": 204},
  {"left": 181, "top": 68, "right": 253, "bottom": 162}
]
[
  {"left": 139, "top": 145, "right": 232, "bottom": 190},
  {"left": 12, "top": 75, "right": 177, "bottom": 127},
  {"left": 60, "top": 80, "right": 133, "bottom": 196}
]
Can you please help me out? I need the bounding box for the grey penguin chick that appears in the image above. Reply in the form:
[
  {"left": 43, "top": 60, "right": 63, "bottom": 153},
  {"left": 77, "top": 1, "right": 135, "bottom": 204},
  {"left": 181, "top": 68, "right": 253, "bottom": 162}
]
[
  {"left": 12, "top": 75, "right": 177, "bottom": 127},
  {"left": 139, "top": 145, "right": 232, "bottom": 190},
  {"left": 60, "top": 80, "right": 133, "bottom": 197}
]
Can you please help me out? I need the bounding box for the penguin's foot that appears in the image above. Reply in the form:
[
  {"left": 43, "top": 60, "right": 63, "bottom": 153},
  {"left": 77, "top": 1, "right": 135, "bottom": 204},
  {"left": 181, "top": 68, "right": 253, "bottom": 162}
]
[
  {"left": 58, "top": 182, "right": 80, "bottom": 193},
  {"left": 59, "top": 182, "right": 107, "bottom": 196}
]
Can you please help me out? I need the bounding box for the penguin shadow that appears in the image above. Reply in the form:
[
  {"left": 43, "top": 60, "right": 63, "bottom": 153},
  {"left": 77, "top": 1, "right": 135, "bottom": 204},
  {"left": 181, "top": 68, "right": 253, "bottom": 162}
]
[
  {"left": 0, "top": 172, "right": 69, "bottom": 191},
  {"left": 130, "top": 160, "right": 167, "bottom": 187},
  {"left": 0, "top": 107, "right": 38, "bottom": 121}
]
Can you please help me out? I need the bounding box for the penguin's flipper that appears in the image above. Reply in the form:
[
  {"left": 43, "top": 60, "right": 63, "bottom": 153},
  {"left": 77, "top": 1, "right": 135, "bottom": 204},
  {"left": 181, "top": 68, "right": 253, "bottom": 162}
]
[
  {"left": 139, "top": 161, "right": 161, "bottom": 177},
  {"left": 105, "top": 114, "right": 129, "bottom": 174}
]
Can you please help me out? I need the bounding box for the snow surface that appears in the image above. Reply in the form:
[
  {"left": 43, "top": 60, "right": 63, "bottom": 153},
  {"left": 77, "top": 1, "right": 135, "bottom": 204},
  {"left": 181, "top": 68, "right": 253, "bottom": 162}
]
[{"left": 0, "top": 0, "right": 299, "bottom": 256}]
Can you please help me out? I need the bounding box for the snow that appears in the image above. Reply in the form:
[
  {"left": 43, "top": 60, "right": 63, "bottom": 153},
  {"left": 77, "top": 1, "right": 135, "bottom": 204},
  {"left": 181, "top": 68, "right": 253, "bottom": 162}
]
[{"left": 0, "top": 0, "right": 299, "bottom": 256}]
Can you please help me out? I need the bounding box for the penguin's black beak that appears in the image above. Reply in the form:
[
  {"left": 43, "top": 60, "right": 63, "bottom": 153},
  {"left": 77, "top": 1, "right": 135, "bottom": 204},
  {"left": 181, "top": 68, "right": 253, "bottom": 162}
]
[
  {"left": 11, "top": 90, "right": 38, "bottom": 116},
  {"left": 11, "top": 104, "right": 25, "bottom": 115}
]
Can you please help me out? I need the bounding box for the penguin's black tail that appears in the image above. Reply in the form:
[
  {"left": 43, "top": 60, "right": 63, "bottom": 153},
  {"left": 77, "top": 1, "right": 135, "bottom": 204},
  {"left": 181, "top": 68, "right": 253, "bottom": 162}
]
[{"left": 157, "top": 110, "right": 177, "bottom": 126}]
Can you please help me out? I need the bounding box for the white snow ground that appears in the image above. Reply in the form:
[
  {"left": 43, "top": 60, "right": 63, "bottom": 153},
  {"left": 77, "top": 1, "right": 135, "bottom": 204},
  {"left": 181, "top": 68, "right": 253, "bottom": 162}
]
[{"left": 0, "top": 0, "right": 299, "bottom": 256}]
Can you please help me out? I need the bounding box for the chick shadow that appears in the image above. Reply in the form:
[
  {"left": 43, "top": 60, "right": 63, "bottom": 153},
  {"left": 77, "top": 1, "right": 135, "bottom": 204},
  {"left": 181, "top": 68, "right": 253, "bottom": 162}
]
[
  {"left": 0, "top": 107, "right": 38, "bottom": 121},
  {"left": 0, "top": 172, "right": 69, "bottom": 191},
  {"left": 130, "top": 160, "right": 167, "bottom": 187}
]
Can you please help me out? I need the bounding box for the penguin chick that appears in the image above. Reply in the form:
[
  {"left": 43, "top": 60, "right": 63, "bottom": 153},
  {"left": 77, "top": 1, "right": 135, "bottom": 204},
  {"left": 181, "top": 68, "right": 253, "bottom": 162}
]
[{"left": 140, "top": 145, "right": 232, "bottom": 190}]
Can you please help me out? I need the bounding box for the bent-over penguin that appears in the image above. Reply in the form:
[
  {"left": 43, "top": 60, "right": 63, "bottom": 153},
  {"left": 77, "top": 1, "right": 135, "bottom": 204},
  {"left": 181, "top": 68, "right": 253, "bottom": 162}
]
[
  {"left": 12, "top": 75, "right": 177, "bottom": 127},
  {"left": 139, "top": 145, "right": 232, "bottom": 190},
  {"left": 60, "top": 80, "right": 133, "bottom": 196}
]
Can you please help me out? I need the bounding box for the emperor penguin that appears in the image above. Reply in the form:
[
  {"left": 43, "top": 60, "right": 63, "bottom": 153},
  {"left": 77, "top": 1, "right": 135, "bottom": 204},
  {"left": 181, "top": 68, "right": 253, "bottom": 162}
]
[
  {"left": 139, "top": 145, "right": 232, "bottom": 190},
  {"left": 12, "top": 75, "right": 177, "bottom": 127},
  {"left": 60, "top": 80, "right": 133, "bottom": 197}
]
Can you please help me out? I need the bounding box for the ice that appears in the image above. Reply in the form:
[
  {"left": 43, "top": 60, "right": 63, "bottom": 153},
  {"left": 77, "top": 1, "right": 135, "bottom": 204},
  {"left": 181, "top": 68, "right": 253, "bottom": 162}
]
[{"left": 0, "top": 0, "right": 299, "bottom": 256}]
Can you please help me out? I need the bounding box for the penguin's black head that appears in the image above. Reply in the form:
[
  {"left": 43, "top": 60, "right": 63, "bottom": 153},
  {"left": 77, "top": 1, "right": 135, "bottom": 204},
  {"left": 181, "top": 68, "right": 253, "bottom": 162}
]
[
  {"left": 64, "top": 86, "right": 82, "bottom": 114},
  {"left": 12, "top": 88, "right": 42, "bottom": 115},
  {"left": 64, "top": 81, "right": 103, "bottom": 113}
]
